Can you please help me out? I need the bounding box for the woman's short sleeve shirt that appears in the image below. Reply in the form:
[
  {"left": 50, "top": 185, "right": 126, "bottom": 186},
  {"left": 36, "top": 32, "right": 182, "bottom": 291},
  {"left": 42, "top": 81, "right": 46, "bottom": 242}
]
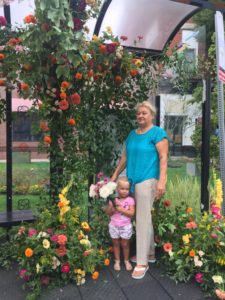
[{"left": 125, "top": 126, "right": 167, "bottom": 189}]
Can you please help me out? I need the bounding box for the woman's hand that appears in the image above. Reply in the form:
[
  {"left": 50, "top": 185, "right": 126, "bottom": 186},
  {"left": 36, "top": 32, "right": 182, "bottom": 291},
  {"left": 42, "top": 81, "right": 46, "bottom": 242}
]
[{"left": 155, "top": 180, "right": 166, "bottom": 200}]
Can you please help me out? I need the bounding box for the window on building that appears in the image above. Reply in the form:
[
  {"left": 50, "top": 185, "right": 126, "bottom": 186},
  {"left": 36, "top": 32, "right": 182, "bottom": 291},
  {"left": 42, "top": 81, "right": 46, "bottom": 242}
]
[
  {"left": 164, "top": 115, "right": 187, "bottom": 145},
  {"left": 12, "top": 112, "right": 41, "bottom": 141}
]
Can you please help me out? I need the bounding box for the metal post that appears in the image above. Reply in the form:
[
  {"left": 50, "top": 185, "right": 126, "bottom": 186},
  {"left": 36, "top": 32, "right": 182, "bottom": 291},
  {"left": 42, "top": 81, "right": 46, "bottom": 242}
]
[
  {"left": 200, "top": 78, "right": 211, "bottom": 212},
  {"left": 4, "top": 5, "right": 12, "bottom": 213},
  {"left": 155, "top": 95, "right": 160, "bottom": 126},
  {"left": 215, "top": 12, "right": 225, "bottom": 215}
]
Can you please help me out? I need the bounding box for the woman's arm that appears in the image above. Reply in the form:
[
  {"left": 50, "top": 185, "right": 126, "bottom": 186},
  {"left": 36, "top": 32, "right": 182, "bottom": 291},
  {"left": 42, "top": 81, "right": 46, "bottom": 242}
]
[
  {"left": 156, "top": 138, "right": 168, "bottom": 199},
  {"left": 111, "top": 150, "right": 126, "bottom": 181}
]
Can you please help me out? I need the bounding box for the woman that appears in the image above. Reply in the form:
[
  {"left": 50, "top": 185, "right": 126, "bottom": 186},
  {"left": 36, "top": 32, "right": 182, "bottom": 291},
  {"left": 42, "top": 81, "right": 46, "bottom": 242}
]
[{"left": 111, "top": 101, "right": 168, "bottom": 279}]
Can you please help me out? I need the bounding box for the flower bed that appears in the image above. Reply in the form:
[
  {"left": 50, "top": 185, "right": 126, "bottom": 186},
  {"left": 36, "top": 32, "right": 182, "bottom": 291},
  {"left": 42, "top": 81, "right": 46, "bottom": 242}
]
[
  {"left": 153, "top": 176, "right": 225, "bottom": 299},
  {"left": 0, "top": 179, "right": 111, "bottom": 300}
]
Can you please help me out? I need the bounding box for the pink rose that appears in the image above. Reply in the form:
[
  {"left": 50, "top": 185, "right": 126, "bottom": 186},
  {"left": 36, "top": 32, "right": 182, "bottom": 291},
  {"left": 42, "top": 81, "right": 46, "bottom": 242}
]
[
  {"left": 50, "top": 235, "right": 58, "bottom": 242},
  {"left": 28, "top": 228, "right": 37, "bottom": 237},
  {"left": 195, "top": 273, "right": 203, "bottom": 283},
  {"left": 40, "top": 275, "right": 50, "bottom": 285},
  {"left": 19, "top": 269, "right": 30, "bottom": 281}
]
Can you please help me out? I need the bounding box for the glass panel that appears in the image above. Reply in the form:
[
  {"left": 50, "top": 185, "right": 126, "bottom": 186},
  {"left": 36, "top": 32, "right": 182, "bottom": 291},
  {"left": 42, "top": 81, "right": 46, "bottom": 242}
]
[
  {"left": 0, "top": 0, "right": 35, "bottom": 27},
  {"left": 98, "top": 0, "right": 197, "bottom": 51}
]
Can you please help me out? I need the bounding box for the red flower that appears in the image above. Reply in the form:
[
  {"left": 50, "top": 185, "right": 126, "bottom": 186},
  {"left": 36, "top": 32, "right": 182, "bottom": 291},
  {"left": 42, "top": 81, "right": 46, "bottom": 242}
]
[
  {"left": 61, "top": 81, "right": 70, "bottom": 89},
  {"left": 0, "top": 53, "right": 5, "bottom": 60},
  {"left": 120, "top": 35, "right": 128, "bottom": 41},
  {"left": 163, "top": 243, "right": 172, "bottom": 252},
  {"left": 106, "top": 43, "right": 116, "bottom": 53},
  {"left": 20, "top": 83, "right": 29, "bottom": 90},
  {"left": 24, "top": 15, "right": 36, "bottom": 24},
  {"left": 56, "top": 245, "right": 67, "bottom": 256},
  {"left": 163, "top": 199, "right": 171, "bottom": 207},
  {"left": 59, "top": 100, "right": 69, "bottom": 110},
  {"left": 0, "top": 16, "right": 7, "bottom": 27},
  {"left": 73, "top": 17, "right": 83, "bottom": 31},
  {"left": 70, "top": 93, "right": 81, "bottom": 105},
  {"left": 68, "top": 118, "right": 76, "bottom": 126},
  {"left": 61, "top": 262, "right": 70, "bottom": 273},
  {"left": 40, "top": 275, "right": 50, "bottom": 285}
]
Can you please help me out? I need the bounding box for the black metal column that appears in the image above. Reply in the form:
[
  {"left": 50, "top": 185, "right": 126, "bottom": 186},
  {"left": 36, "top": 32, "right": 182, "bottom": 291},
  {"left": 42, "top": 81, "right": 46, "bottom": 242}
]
[
  {"left": 201, "top": 78, "right": 211, "bottom": 211},
  {"left": 4, "top": 5, "right": 12, "bottom": 212},
  {"left": 155, "top": 95, "right": 160, "bottom": 126}
]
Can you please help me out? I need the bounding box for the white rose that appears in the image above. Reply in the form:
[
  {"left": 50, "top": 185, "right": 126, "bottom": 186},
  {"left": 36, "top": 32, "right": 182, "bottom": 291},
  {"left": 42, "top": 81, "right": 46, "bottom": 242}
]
[
  {"left": 89, "top": 184, "right": 97, "bottom": 198},
  {"left": 198, "top": 250, "right": 205, "bottom": 257},
  {"left": 99, "top": 185, "right": 111, "bottom": 198},
  {"left": 106, "top": 181, "right": 117, "bottom": 193},
  {"left": 212, "top": 275, "right": 223, "bottom": 284}
]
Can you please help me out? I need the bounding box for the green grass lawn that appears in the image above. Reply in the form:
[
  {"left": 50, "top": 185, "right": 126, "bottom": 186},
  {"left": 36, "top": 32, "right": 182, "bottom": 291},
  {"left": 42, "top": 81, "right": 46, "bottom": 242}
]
[{"left": 0, "top": 159, "right": 201, "bottom": 213}]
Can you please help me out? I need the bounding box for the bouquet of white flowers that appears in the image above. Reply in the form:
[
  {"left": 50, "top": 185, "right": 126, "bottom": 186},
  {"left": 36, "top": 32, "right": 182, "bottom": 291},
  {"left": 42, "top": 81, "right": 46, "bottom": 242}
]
[{"left": 89, "top": 172, "right": 117, "bottom": 206}]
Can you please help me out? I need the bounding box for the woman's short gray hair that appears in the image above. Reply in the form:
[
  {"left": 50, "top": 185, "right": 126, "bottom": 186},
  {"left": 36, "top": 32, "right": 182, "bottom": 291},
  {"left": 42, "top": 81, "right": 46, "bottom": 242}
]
[{"left": 135, "top": 101, "right": 156, "bottom": 116}]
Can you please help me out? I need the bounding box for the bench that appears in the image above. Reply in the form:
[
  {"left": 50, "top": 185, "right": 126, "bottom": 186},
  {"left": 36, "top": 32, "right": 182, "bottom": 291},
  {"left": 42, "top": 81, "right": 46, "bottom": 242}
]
[{"left": 0, "top": 210, "right": 35, "bottom": 227}]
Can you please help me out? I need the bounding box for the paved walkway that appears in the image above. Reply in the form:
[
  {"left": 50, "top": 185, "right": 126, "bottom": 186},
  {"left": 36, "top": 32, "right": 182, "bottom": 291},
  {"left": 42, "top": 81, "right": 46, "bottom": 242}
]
[{"left": 1, "top": 261, "right": 216, "bottom": 300}]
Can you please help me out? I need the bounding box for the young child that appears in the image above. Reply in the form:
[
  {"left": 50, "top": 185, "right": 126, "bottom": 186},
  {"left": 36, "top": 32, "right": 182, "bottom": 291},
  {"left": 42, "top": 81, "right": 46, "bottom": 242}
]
[{"left": 105, "top": 176, "right": 135, "bottom": 271}]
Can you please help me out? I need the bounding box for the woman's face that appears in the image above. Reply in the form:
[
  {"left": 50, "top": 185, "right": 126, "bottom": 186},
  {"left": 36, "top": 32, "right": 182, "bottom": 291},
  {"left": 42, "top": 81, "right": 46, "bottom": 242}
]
[{"left": 136, "top": 106, "right": 154, "bottom": 127}]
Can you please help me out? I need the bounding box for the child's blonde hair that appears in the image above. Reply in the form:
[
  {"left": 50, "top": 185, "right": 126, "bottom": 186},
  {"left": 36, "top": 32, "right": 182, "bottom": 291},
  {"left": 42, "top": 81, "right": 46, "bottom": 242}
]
[{"left": 117, "top": 176, "right": 130, "bottom": 187}]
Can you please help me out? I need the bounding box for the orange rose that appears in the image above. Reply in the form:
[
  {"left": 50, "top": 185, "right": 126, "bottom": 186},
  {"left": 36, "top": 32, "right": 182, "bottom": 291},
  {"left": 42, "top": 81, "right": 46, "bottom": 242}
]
[
  {"left": 115, "top": 75, "right": 122, "bottom": 83},
  {"left": 0, "top": 80, "right": 5, "bottom": 86},
  {"left": 104, "top": 258, "right": 110, "bottom": 266},
  {"left": 60, "top": 92, "right": 67, "bottom": 99},
  {"left": 0, "top": 53, "right": 5, "bottom": 60},
  {"left": 24, "top": 15, "right": 36, "bottom": 24},
  {"left": 67, "top": 118, "right": 76, "bottom": 126},
  {"left": 70, "top": 93, "right": 81, "bottom": 105},
  {"left": 39, "top": 122, "right": 49, "bottom": 132},
  {"left": 99, "top": 45, "right": 107, "bottom": 54},
  {"left": 21, "top": 83, "right": 29, "bottom": 90},
  {"left": 186, "top": 207, "right": 192, "bottom": 213},
  {"left": 58, "top": 100, "right": 69, "bottom": 110},
  {"left": 43, "top": 136, "right": 52, "bottom": 144},
  {"left": 75, "top": 72, "right": 82, "bottom": 80},
  {"left": 189, "top": 249, "right": 195, "bottom": 257},
  {"left": 130, "top": 69, "right": 138, "bottom": 77},
  {"left": 92, "top": 271, "right": 99, "bottom": 280},
  {"left": 61, "top": 81, "right": 70, "bottom": 89},
  {"left": 25, "top": 248, "right": 33, "bottom": 257}
]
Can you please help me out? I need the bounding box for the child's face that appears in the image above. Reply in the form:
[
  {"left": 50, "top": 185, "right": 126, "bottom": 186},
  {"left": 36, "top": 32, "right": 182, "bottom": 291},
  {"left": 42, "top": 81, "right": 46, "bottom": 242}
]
[{"left": 117, "top": 182, "right": 130, "bottom": 198}]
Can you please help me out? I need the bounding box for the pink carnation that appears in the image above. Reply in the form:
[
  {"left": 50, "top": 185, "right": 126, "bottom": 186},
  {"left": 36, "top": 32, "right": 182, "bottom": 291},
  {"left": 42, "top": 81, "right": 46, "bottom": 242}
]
[{"left": 50, "top": 235, "right": 58, "bottom": 242}]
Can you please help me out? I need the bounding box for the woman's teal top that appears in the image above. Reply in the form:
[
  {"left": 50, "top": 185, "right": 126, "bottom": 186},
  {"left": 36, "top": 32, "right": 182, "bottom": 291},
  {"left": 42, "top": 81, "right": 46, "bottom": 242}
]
[{"left": 126, "top": 126, "right": 167, "bottom": 191}]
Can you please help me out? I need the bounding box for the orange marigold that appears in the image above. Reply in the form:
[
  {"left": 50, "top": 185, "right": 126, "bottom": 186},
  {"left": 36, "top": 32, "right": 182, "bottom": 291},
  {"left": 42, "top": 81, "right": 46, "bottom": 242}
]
[
  {"left": 0, "top": 53, "right": 5, "bottom": 60},
  {"left": 61, "top": 81, "right": 70, "bottom": 89},
  {"left": 25, "top": 248, "right": 33, "bottom": 257},
  {"left": 99, "top": 248, "right": 104, "bottom": 255},
  {"left": 67, "top": 118, "right": 76, "bottom": 126},
  {"left": 75, "top": 72, "right": 82, "bottom": 80},
  {"left": 104, "top": 258, "right": 110, "bottom": 266},
  {"left": 39, "top": 122, "right": 49, "bottom": 132},
  {"left": 189, "top": 249, "right": 195, "bottom": 257},
  {"left": 43, "top": 136, "right": 52, "bottom": 144},
  {"left": 92, "top": 271, "right": 99, "bottom": 280}
]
